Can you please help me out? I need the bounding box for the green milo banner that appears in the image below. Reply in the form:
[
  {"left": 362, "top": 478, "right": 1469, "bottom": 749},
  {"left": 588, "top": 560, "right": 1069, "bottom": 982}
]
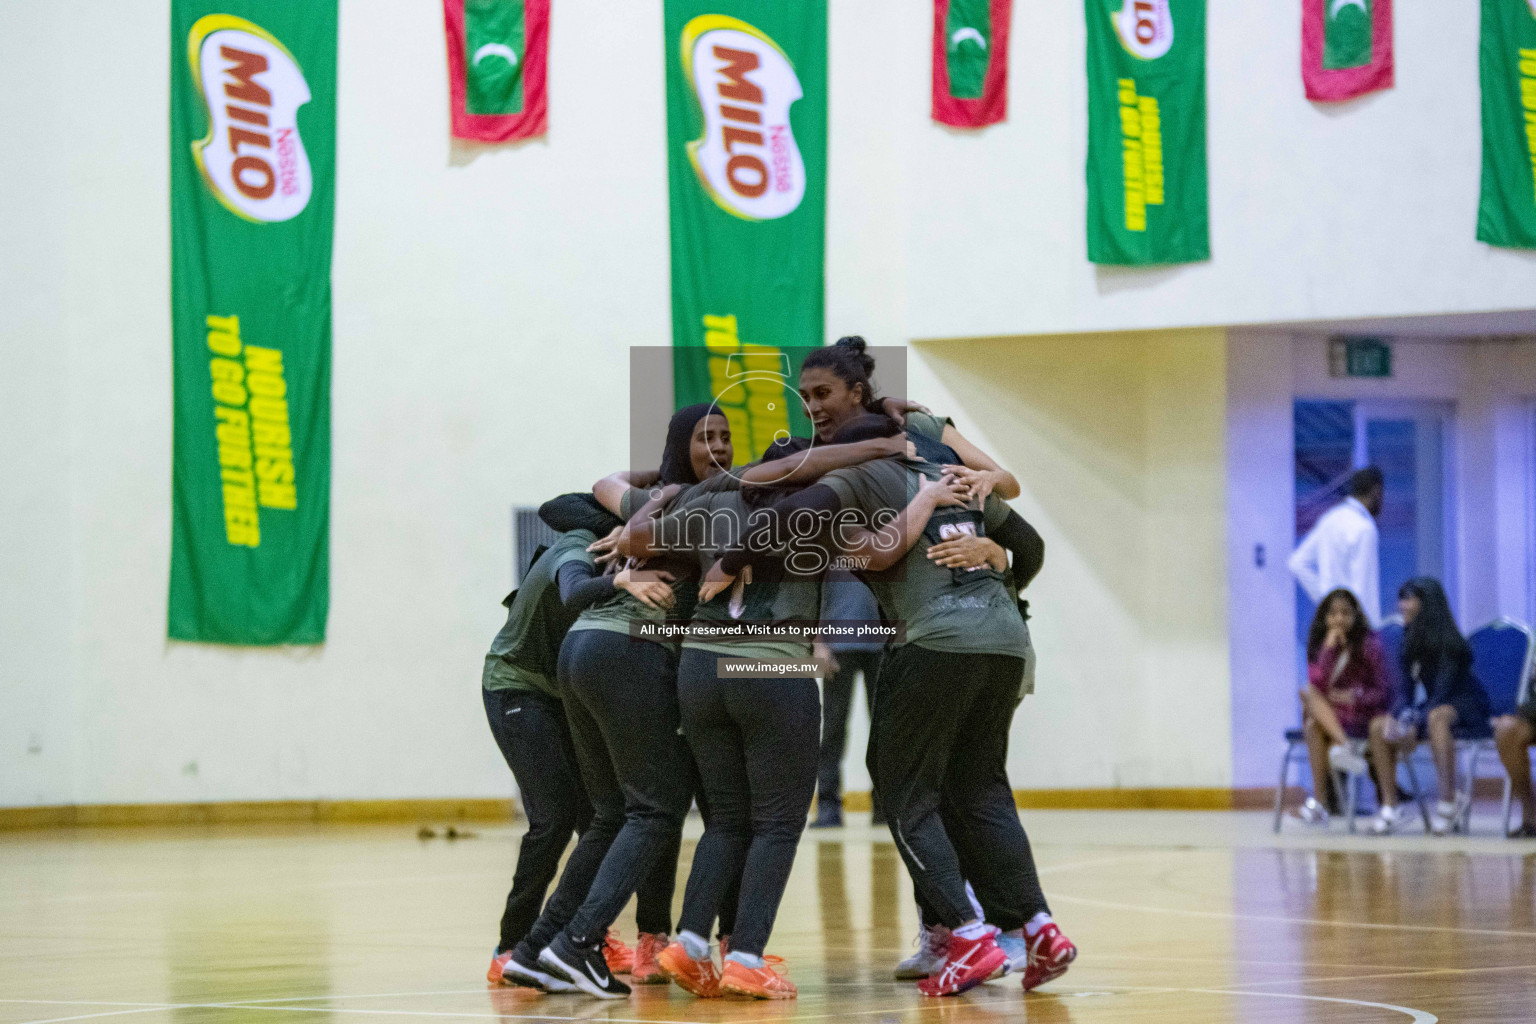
[
  {"left": 1477, "top": 0, "right": 1536, "bottom": 248},
  {"left": 664, "top": 1, "right": 826, "bottom": 459},
  {"left": 1085, "top": 0, "right": 1209, "bottom": 265},
  {"left": 169, "top": 1, "right": 335, "bottom": 644}
]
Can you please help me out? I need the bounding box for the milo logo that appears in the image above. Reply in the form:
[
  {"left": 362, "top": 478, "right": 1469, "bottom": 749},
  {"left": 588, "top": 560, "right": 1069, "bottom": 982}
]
[
  {"left": 188, "top": 15, "right": 313, "bottom": 223},
  {"left": 681, "top": 15, "right": 806, "bottom": 221},
  {"left": 1115, "top": 0, "right": 1174, "bottom": 61}
]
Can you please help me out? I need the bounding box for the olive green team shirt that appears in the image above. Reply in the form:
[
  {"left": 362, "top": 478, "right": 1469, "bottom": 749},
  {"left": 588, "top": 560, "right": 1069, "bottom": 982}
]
[
  {"left": 651, "top": 481, "right": 821, "bottom": 661},
  {"left": 567, "top": 485, "right": 698, "bottom": 648},
  {"left": 820, "top": 457, "right": 1029, "bottom": 660},
  {"left": 904, "top": 409, "right": 952, "bottom": 444},
  {"left": 482, "top": 528, "right": 598, "bottom": 698}
]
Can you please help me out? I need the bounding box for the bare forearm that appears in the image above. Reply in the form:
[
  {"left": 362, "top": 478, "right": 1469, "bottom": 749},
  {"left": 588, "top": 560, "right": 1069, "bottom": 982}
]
[
  {"left": 616, "top": 487, "right": 684, "bottom": 557},
  {"left": 850, "top": 492, "right": 941, "bottom": 572},
  {"left": 592, "top": 469, "right": 662, "bottom": 515},
  {"left": 941, "top": 425, "right": 1020, "bottom": 500}
]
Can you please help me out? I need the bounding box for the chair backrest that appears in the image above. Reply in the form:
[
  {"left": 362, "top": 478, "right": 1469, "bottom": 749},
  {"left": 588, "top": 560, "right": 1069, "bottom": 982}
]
[
  {"left": 1375, "top": 616, "right": 1410, "bottom": 708},
  {"left": 1467, "top": 618, "right": 1534, "bottom": 717}
]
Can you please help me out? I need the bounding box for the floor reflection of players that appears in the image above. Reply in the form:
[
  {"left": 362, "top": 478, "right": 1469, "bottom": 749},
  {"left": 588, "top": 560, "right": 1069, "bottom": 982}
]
[
  {"left": 869, "top": 840, "right": 902, "bottom": 984},
  {"left": 815, "top": 841, "right": 856, "bottom": 985}
]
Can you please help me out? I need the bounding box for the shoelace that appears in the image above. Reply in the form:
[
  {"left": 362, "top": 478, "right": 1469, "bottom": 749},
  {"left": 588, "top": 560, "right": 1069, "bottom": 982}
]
[
  {"left": 732, "top": 954, "right": 787, "bottom": 976},
  {"left": 913, "top": 927, "right": 944, "bottom": 955}
]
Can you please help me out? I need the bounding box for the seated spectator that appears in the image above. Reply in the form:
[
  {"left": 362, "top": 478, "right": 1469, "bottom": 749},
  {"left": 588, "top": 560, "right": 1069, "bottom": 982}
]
[
  {"left": 1369, "top": 578, "right": 1493, "bottom": 835},
  {"left": 1292, "top": 589, "right": 1394, "bottom": 826},
  {"left": 1493, "top": 694, "right": 1536, "bottom": 839}
]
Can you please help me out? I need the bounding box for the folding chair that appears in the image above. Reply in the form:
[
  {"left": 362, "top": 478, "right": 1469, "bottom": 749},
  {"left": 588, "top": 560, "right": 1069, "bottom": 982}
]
[
  {"left": 1273, "top": 617, "right": 1430, "bottom": 832},
  {"left": 1458, "top": 619, "right": 1535, "bottom": 834}
]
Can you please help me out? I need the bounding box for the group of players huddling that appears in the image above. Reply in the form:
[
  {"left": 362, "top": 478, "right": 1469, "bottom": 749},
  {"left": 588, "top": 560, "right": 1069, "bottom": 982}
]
[{"left": 480, "top": 337, "right": 1076, "bottom": 1001}]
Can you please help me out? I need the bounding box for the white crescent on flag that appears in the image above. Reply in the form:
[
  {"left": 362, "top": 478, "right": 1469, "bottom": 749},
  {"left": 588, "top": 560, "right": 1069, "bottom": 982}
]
[
  {"left": 1328, "top": 0, "right": 1367, "bottom": 17},
  {"left": 950, "top": 27, "right": 987, "bottom": 51},
  {"left": 472, "top": 42, "right": 519, "bottom": 67}
]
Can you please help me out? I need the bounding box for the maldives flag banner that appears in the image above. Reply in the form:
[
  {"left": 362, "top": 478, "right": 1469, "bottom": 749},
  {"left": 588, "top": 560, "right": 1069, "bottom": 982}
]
[
  {"left": 1477, "top": 0, "right": 1536, "bottom": 248},
  {"left": 932, "top": 0, "right": 1012, "bottom": 128},
  {"left": 664, "top": 1, "right": 827, "bottom": 423},
  {"left": 444, "top": 0, "right": 548, "bottom": 142},
  {"left": 169, "top": 0, "right": 335, "bottom": 644},
  {"left": 1302, "top": 0, "right": 1393, "bottom": 102},
  {"left": 1085, "top": 0, "right": 1209, "bottom": 265}
]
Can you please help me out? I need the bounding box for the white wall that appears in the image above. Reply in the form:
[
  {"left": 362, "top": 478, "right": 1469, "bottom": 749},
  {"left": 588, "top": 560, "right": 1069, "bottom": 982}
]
[
  {"left": 901, "top": 1, "right": 1536, "bottom": 337},
  {"left": 901, "top": 330, "right": 1232, "bottom": 790},
  {"left": 2, "top": 0, "right": 1535, "bottom": 807},
  {"left": 1225, "top": 330, "right": 1298, "bottom": 791}
]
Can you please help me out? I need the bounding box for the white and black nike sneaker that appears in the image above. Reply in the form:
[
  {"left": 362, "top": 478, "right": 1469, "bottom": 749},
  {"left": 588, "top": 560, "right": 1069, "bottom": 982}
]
[
  {"left": 502, "top": 942, "right": 575, "bottom": 993},
  {"left": 539, "top": 933, "right": 632, "bottom": 999}
]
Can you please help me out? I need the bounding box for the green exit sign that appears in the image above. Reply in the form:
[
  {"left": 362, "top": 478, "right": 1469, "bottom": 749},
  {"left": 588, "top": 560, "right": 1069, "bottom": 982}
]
[{"left": 1328, "top": 337, "right": 1392, "bottom": 378}]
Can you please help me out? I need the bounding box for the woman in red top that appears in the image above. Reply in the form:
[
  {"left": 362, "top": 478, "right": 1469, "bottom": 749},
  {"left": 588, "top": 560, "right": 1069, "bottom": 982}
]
[{"left": 1294, "top": 588, "right": 1395, "bottom": 825}]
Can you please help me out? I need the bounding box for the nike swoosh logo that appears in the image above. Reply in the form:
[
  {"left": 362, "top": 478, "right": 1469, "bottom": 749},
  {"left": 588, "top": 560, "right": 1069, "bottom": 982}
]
[{"left": 585, "top": 961, "right": 610, "bottom": 987}]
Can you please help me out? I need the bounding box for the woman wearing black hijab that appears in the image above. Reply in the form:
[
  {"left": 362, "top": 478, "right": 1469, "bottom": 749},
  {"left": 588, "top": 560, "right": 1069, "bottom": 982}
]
[{"left": 503, "top": 405, "right": 734, "bottom": 999}]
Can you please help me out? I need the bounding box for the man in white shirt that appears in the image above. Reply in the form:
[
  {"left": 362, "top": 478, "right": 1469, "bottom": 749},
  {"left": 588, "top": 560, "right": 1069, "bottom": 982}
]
[{"left": 1288, "top": 467, "right": 1385, "bottom": 626}]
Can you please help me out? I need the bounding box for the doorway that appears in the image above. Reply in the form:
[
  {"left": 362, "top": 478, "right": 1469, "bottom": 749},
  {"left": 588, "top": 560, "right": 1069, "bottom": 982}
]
[
  {"left": 1293, "top": 400, "right": 1457, "bottom": 672},
  {"left": 1353, "top": 400, "right": 1456, "bottom": 615}
]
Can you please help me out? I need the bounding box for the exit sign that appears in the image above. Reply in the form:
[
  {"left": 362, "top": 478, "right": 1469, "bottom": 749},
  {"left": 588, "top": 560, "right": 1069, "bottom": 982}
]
[{"left": 1329, "top": 337, "right": 1392, "bottom": 378}]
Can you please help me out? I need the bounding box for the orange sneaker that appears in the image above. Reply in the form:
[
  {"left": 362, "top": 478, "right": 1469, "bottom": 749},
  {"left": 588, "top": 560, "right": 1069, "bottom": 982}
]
[
  {"left": 656, "top": 940, "right": 721, "bottom": 998},
  {"left": 630, "top": 932, "right": 669, "bottom": 984},
  {"left": 487, "top": 949, "right": 514, "bottom": 985},
  {"left": 720, "top": 956, "right": 797, "bottom": 1000},
  {"left": 603, "top": 930, "right": 634, "bottom": 975}
]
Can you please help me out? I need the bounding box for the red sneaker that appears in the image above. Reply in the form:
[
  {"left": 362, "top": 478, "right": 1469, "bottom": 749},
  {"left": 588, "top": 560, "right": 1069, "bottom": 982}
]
[
  {"left": 603, "top": 930, "right": 635, "bottom": 975},
  {"left": 656, "top": 940, "right": 721, "bottom": 998},
  {"left": 916, "top": 928, "right": 1007, "bottom": 997},
  {"left": 720, "top": 956, "right": 796, "bottom": 1000},
  {"left": 1019, "top": 923, "right": 1077, "bottom": 992},
  {"left": 630, "top": 932, "right": 669, "bottom": 984},
  {"left": 486, "top": 949, "right": 514, "bottom": 985}
]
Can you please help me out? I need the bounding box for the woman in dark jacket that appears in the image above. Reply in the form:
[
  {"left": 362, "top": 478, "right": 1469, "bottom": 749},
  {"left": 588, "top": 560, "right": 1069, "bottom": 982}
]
[{"left": 1372, "top": 578, "right": 1491, "bottom": 835}]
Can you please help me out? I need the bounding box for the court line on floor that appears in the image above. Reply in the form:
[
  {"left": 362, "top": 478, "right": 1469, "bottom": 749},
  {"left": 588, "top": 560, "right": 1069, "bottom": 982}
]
[
  {"left": 811, "top": 942, "right": 1467, "bottom": 974},
  {"left": 9, "top": 1002, "right": 929, "bottom": 1024},
  {"left": 4, "top": 992, "right": 937, "bottom": 1024},
  {"left": 8, "top": 1009, "right": 173, "bottom": 1024},
  {"left": 4, "top": 987, "right": 1443, "bottom": 1024},
  {"left": 1036, "top": 851, "right": 1170, "bottom": 877},
  {"left": 1217, "top": 962, "right": 1536, "bottom": 989},
  {"left": 1051, "top": 891, "right": 1536, "bottom": 939},
  {"left": 1108, "top": 986, "right": 1438, "bottom": 1024}
]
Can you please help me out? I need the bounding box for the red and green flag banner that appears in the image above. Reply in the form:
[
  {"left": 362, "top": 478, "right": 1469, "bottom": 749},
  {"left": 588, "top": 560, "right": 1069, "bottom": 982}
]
[
  {"left": 443, "top": 0, "right": 549, "bottom": 142},
  {"left": 1302, "top": 0, "right": 1393, "bottom": 102},
  {"left": 932, "top": 0, "right": 1012, "bottom": 128},
  {"left": 1477, "top": 0, "right": 1536, "bottom": 248},
  {"left": 664, "top": 0, "right": 826, "bottom": 450},
  {"left": 1085, "top": 0, "right": 1209, "bottom": 265},
  {"left": 169, "top": 1, "right": 334, "bottom": 644}
]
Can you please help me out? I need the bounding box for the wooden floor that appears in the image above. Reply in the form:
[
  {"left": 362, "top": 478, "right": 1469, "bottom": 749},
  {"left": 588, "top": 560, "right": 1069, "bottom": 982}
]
[{"left": 2, "top": 811, "right": 1533, "bottom": 1024}]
